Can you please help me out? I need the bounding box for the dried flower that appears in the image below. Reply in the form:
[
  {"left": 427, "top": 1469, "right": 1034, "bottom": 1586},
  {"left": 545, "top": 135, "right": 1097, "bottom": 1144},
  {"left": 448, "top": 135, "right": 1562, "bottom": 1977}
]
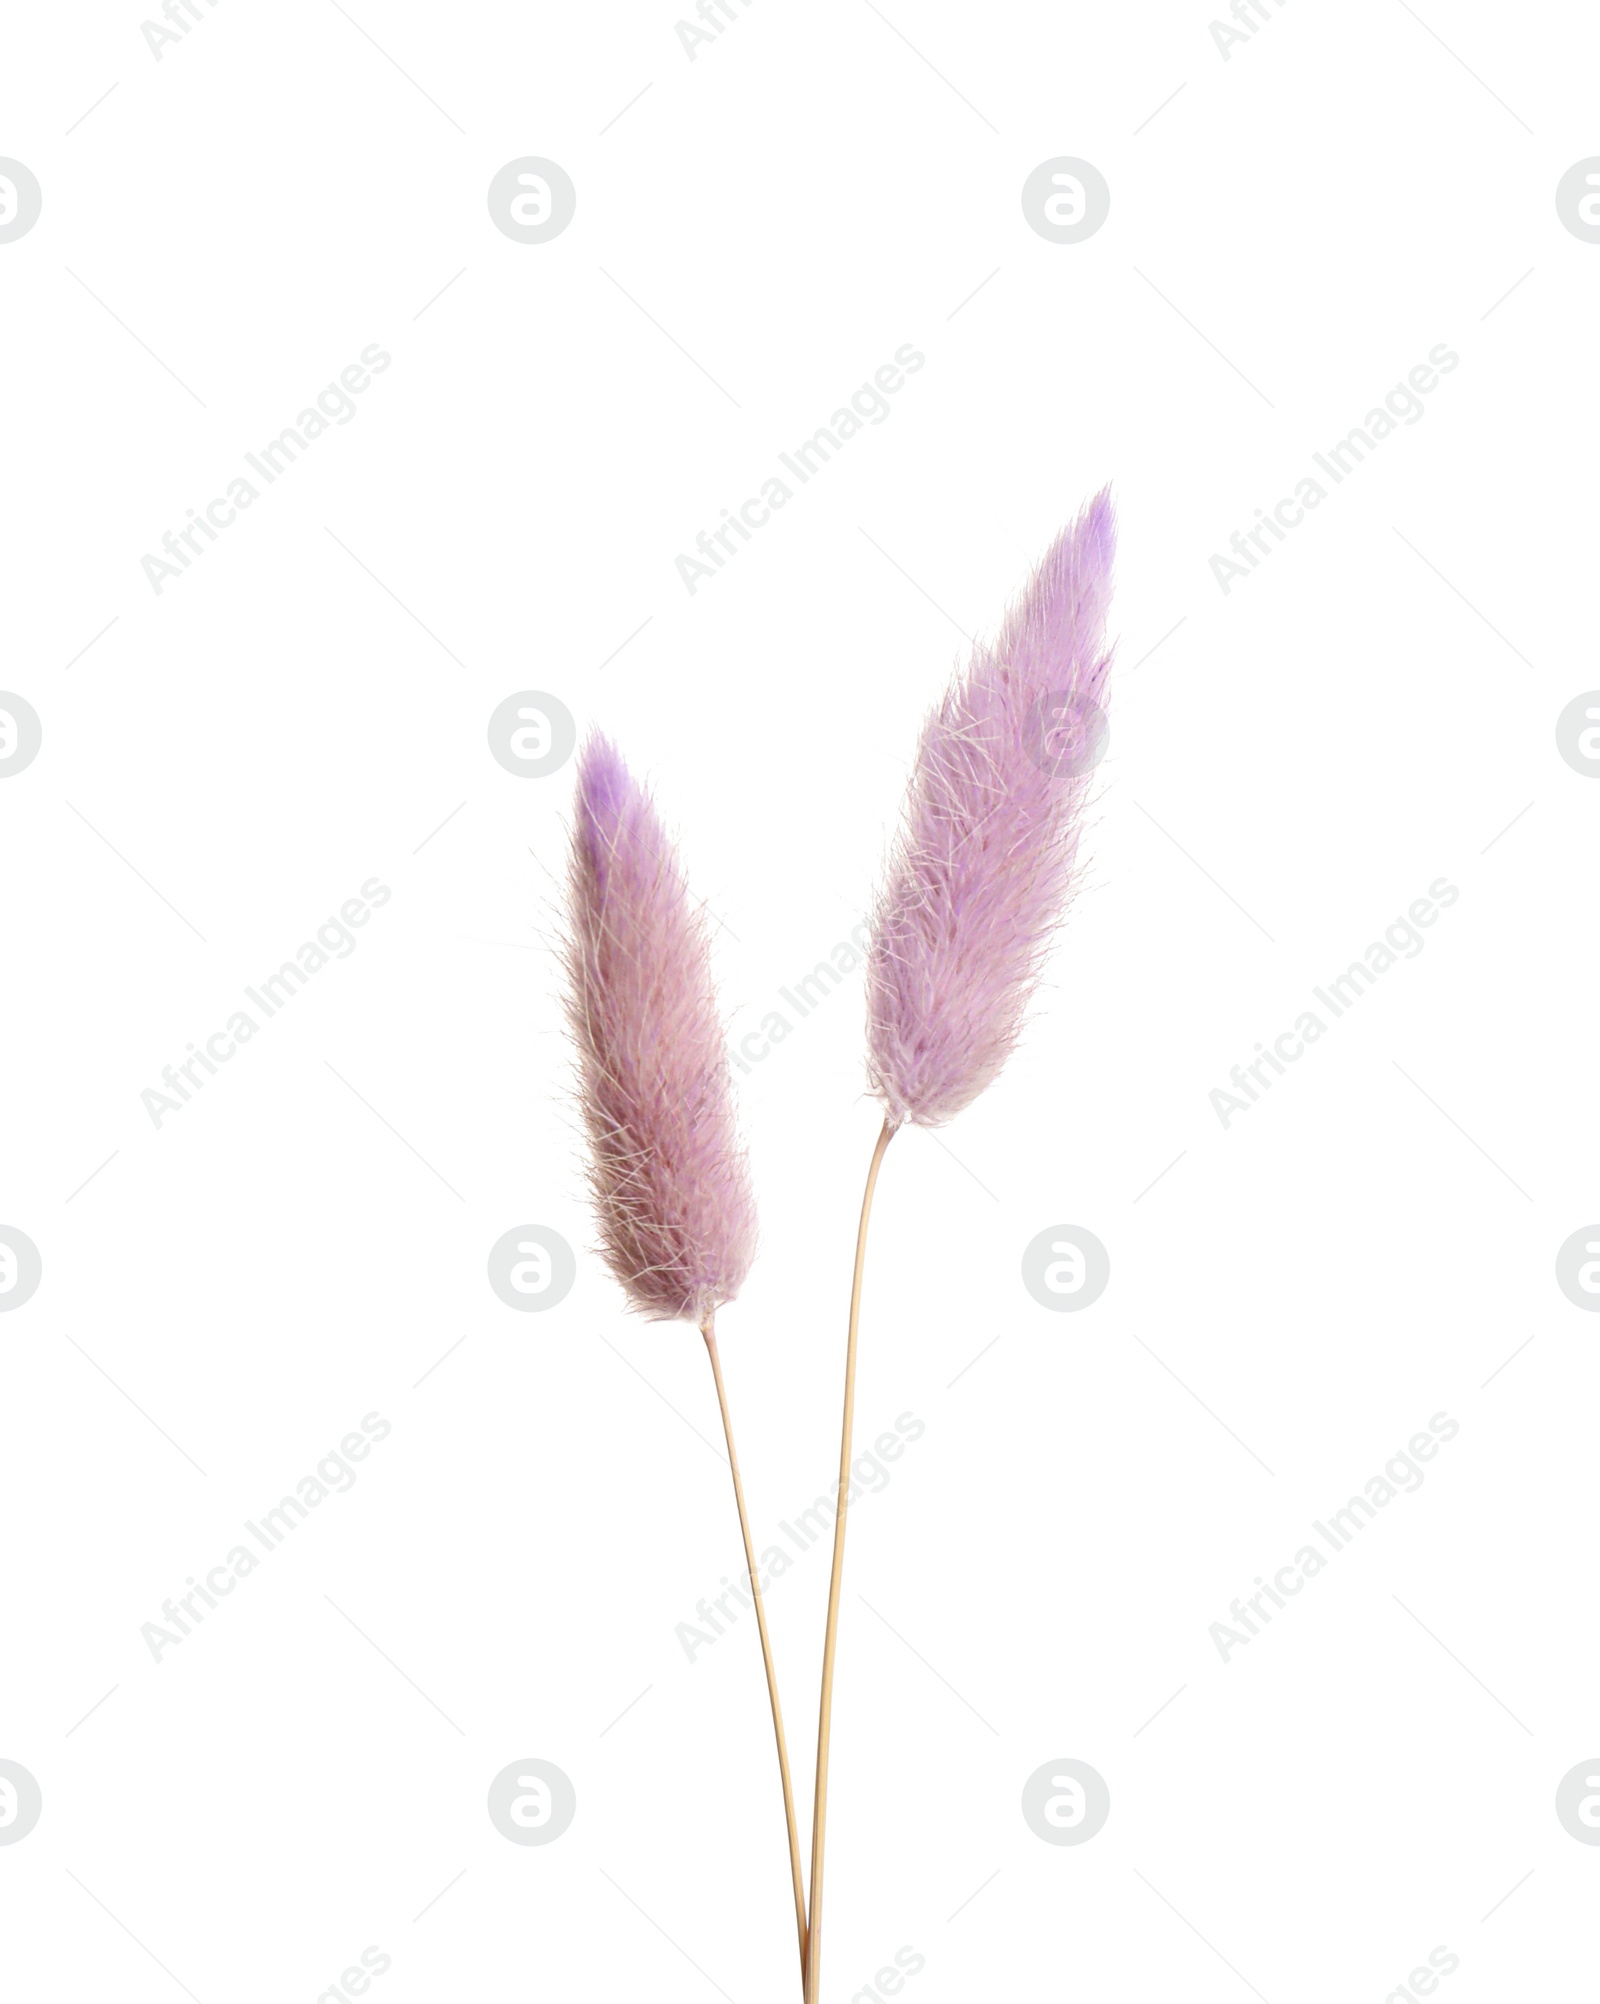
[
  {"left": 808, "top": 491, "right": 1120, "bottom": 2000},
  {"left": 563, "top": 733, "right": 756, "bottom": 1323},
  {"left": 865, "top": 488, "right": 1117, "bottom": 1128}
]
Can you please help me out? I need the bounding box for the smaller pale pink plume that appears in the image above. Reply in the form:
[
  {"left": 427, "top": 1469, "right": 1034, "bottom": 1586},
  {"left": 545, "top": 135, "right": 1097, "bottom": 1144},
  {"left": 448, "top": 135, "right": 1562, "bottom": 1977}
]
[
  {"left": 866, "top": 488, "right": 1117, "bottom": 1129},
  {"left": 564, "top": 735, "right": 757, "bottom": 1323}
]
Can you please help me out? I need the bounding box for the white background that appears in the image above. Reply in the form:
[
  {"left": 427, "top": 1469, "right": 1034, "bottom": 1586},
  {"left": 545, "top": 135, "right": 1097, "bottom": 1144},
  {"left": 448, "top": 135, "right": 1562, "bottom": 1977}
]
[{"left": 2, "top": 2, "right": 1597, "bottom": 1999}]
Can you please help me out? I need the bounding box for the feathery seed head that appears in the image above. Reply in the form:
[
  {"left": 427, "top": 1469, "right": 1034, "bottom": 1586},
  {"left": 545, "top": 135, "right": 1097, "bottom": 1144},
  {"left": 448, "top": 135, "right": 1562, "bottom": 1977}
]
[
  {"left": 564, "top": 734, "right": 757, "bottom": 1323},
  {"left": 865, "top": 488, "right": 1118, "bottom": 1129}
]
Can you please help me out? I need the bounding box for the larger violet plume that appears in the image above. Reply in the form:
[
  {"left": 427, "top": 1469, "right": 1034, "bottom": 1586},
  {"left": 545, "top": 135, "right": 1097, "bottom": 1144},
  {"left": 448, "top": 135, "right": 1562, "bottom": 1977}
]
[
  {"left": 563, "top": 733, "right": 757, "bottom": 1324},
  {"left": 805, "top": 492, "right": 1119, "bottom": 2002},
  {"left": 865, "top": 487, "right": 1117, "bottom": 1129}
]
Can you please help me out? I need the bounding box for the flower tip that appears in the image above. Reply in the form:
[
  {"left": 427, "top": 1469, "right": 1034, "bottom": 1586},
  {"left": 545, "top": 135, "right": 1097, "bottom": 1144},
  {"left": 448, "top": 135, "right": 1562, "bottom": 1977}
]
[
  {"left": 1079, "top": 484, "right": 1117, "bottom": 564},
  {"left": 574, "top": 729, "right": 634, "bottom": 828},
  {"left": 576, "top": 726, "right": 622, "bottom": 786}
]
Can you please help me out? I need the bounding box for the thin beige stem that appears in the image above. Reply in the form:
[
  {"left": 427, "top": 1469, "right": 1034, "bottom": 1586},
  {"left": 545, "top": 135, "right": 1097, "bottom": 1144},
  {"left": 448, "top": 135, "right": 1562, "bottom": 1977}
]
[
  {"left": 804, "top": 1117, "right": 895, "bottom": 2004},
  {"left": 702, "top": 1316, "right": 809, "bottom": 1990}
]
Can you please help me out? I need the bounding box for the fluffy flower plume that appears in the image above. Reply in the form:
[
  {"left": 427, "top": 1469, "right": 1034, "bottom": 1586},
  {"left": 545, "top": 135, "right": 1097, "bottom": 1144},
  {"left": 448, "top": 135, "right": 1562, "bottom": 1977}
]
[
  {"left": 564, "top": 734, "right": 757, "bottom": 1322},
  {"left": 865, "top": 488, "right": 1118, "bottom": 1129}
]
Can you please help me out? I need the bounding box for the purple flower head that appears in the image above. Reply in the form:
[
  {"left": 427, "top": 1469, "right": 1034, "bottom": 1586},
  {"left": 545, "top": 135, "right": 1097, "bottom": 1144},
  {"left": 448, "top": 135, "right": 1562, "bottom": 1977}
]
[
  {"left": 866, "top": 488, "right": 1117, "bottom": 1129},
  {"left": 564, "top": 734, "right": 757, "bottom": 1322}
]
